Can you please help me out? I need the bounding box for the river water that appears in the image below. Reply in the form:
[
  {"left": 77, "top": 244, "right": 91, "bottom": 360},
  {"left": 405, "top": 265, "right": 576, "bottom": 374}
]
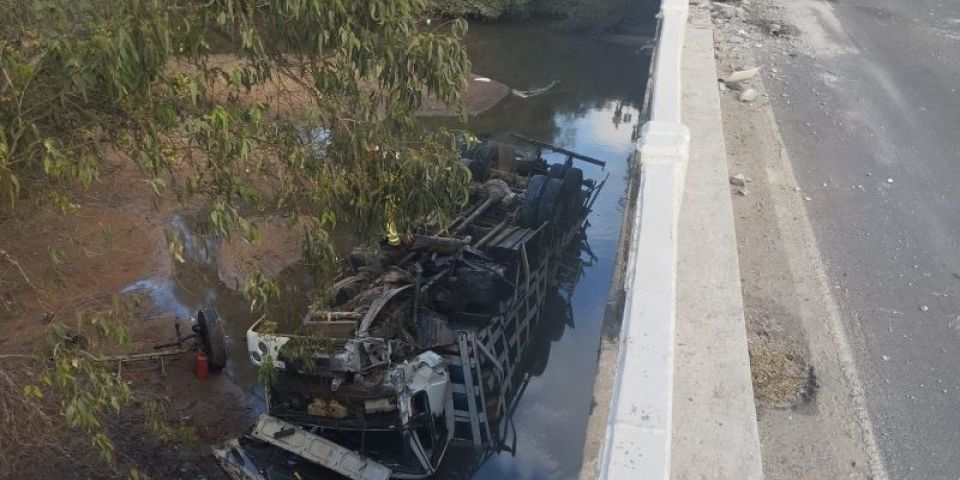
[
  {"left": 122, "top": 20, "right": 653, "bottom": 480},
  {"left": 443, "top": 22, "right": 651, "bottom": 480}
]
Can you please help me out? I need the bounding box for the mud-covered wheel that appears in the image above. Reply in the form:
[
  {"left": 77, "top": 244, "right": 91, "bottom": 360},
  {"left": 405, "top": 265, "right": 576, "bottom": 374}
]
[
  {"left": 470, "top": 144, "right": 497, "bottom": 182},
  {"left": 519, "top": 174, "right": 548, "bottom": 227},
  {"left": 196, "top": 309, "right": 227, "bottom": 372},
  {"left": 559, "top": 167, "right": 584, "bottom": 221},
  {"left": 462, "top": 142, "right": 497, "bottom": 182},
  {"left": 536, "top": 178, "right": 564, "bottom": 226}
]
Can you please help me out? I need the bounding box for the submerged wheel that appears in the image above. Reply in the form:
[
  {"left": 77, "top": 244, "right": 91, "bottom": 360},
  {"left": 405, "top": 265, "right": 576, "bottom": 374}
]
[
  {"left": 537, "top": 178, "right": 564, "bottom": 226},
  {"left": 559, "top": 167, "right": 584, "bottom": 222},
  {"left": 196, "top": 309, "right": 227, "bottom": 371},
  {"left": 519, "top": 175, "right": 548, "bottom": 228},
  {"left": 547, "top": 163, "right": 565, "bottom": 179}
]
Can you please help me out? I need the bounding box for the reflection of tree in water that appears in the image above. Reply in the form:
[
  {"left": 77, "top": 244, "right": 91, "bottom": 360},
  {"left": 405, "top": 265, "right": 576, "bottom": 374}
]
[
  {"left": 421, "top": 22, "right": 643, "bottom": 479},
  {"left": 439, "top": 22, "right": 651, "bottom": 143},
  {"left": 435, "top": 232, "right": 594, "bottom": 479}
]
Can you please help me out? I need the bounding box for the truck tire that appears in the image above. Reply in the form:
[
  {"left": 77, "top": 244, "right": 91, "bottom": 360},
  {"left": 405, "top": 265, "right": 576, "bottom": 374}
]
[
  {"left": 471, "top": 144, "right": 497, "bottom": 182},
  {"left": 197, "top": 309, "right": 227, "bottom": 372},
  {"left": 537, "top": 178, "right": 564, "bottom": 226},
  {"left": 559, "top": 167, "right": 584, "bottom": 221},
  {"left": 519, "top": 175, "right": 547, "bottom": 228},
  {"left": 547, "top": 163, "right": 565, "bottom": 179},
  {"left": 463, "top": 142, "right": 497, "bottom": 182}
]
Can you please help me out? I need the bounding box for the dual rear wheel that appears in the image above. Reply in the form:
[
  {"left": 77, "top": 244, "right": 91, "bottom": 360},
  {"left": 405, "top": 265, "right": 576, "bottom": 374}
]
[{"left": 519, "top": 165, "right": 584, "bottom": 228}]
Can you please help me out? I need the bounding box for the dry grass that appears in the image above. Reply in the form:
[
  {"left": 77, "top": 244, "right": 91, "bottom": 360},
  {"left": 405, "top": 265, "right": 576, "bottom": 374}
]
[{"left": 749, "top": 333, "right": 813, "bottom": 409}]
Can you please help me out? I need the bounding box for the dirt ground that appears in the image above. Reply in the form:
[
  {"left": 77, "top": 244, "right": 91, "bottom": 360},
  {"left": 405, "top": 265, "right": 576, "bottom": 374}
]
[
  {"left": 0, "top": 159, "right": 261, "bottom": 478},
  {"left": 0, "top": 164, "right": 172, "bottom": 351},
  {"left": 171, "top": 55, "right": 510, "bottom": 120},
  {"left": 707, "top": 0, "right": 884, "bottom": 478}
]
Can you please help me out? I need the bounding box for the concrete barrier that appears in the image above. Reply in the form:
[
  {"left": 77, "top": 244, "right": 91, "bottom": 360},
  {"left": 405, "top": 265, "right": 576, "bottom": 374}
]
[{"left": 597, "top": 0, "right": 690, "bottom": 478}]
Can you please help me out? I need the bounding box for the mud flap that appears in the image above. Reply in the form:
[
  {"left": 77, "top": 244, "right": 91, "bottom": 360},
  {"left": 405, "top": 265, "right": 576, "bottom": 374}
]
[{"left": 248, "top": 415, "right": 392, "bottom": 480}]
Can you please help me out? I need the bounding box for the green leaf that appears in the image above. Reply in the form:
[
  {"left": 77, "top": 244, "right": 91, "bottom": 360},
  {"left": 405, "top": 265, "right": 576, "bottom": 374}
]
[{"left": 23, "top": 384, "right": 44, "bottom": 400}]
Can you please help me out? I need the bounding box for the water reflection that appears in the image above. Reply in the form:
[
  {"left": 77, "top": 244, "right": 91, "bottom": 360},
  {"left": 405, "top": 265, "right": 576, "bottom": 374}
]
[
  {"left": 445, "top": 22, "right": 649, "bottom": 480},
  {"left": 436, "top": 249, "right": 590, "bottom": 479}
]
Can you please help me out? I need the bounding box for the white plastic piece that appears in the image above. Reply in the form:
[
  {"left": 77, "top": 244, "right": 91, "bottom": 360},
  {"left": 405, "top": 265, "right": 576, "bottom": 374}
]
[{"left": 250, "top": 415, "right": 392, "bottom": 480}]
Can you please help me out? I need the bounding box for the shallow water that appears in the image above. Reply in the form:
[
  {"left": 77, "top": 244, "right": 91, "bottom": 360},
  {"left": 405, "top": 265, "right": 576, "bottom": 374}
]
[{"left": 122, "top": 19, "right": 653, "bottom": 480}]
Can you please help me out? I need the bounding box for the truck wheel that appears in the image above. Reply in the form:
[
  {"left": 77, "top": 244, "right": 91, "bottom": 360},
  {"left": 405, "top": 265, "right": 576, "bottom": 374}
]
[
  {"left": 197, "top": 309, "right": 227, "bottom": 372},
  {"left": 469, "top": 144, "right": 497, "bottom": 182},
  {"left": 547, "top": 163, "right": 565, "bottom": 179},
  {"left": 537, "top": 178, "right": 564, "bottom": 226},
  {"left": 519, "top": 175, "right": 548, "bottom": 228},
  {"left": 559, "top": 167, "right": 584, "bottom": 221}
]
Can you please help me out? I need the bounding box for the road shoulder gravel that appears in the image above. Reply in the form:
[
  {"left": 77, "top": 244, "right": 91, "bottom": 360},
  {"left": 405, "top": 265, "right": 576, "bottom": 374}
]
[{"left": 706, "top": 1, "right": 888, "bottom": 478}]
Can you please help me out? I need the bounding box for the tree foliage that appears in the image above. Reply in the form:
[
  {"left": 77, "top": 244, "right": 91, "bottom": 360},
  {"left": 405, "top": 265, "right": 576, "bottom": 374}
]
[
  {"left": 1, "top": 0, "right": 472, "bottom": 283},
  {"left": 1, "top": 0, "right": 472, "bottom": 473},
  {"left": 32, "top": 297, "right": 135, "bottom": 463}
]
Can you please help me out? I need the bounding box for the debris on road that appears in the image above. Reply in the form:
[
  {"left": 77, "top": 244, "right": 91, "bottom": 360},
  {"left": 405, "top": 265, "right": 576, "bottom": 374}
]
[
  {"left": 739, "top": 88, "right": 759, "bottom": 102},
  {"left": 730, "top": 173, "right": 753, "bottom": 187},
  {"left": 726, "top": 80, "right": 747, "bottom": 91},
  {"left": 713, "top": 2, "right": 744, "bottom": 19},
  {"left": 726, "top": 67, "right": 762, "bottom": 82}
]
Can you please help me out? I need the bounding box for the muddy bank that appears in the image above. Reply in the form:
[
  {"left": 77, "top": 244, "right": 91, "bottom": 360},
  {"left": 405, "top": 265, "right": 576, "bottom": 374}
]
[
  {"left": 418, "top": 73, "right": 512, "bottom": 116},
  {"left": 0, "top": 162, "right": 267, "bottom": 479},
  {"left": 170, "top": 55, "right": 511, "bottom": 119},
  {"left": 0, "top": 164, "right": 173, "bottom": 352}
]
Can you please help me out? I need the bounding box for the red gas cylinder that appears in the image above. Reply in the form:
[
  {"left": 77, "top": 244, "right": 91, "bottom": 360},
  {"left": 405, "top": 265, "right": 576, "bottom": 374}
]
[{"left": 195, "top": 351, "right": 209, "bottom": 380}]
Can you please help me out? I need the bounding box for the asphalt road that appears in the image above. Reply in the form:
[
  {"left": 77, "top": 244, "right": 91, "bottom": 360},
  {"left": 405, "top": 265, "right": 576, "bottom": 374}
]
[{"left": 760, "top": 0, "right": 960, "bottom": 477}]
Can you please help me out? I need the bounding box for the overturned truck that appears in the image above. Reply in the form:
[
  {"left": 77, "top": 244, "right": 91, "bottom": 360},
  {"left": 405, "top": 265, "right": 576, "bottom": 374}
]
[{"left": 216, "top": 134, "right": 606, "bottom": 479}]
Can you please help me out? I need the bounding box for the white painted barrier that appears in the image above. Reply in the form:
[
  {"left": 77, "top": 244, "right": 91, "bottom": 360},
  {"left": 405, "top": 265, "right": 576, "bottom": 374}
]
[{"left": 598, "top": 0, "right": 690, "bottom": 478}]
